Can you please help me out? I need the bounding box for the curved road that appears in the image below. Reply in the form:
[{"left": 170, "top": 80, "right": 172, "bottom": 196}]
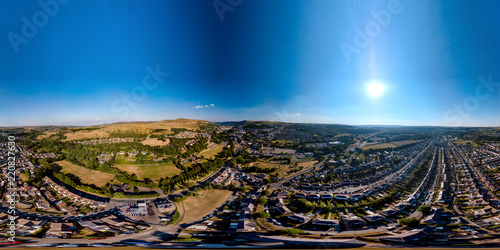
[{"left": 174, "top": 200, "right": 186, "bottom": 226}]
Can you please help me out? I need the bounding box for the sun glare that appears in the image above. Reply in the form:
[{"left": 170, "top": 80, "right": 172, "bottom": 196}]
[{"left": 366, "top": 82, "right": 385, "bottom": 97}]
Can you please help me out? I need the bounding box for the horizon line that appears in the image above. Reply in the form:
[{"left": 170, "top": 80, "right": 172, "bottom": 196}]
[{"left": 1, "top": 118, "right": 498, "bottom": 129}]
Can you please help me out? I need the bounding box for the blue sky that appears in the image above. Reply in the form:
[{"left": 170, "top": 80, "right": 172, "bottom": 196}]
[{"left": 1, "top": 0, "right": 499, "bottom": 126}]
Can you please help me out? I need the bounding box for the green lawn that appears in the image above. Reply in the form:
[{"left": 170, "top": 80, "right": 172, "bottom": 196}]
[{"left": 199, "top": 144, "right": 225, "bottom": 159}]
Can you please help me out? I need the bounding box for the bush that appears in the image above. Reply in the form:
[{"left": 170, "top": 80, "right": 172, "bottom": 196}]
[
  {"left": 167, "top": 211, "right": 181, "bottom": 225},
  {"left": 400, "top": 218, "right": 420, "bottom": 228}
]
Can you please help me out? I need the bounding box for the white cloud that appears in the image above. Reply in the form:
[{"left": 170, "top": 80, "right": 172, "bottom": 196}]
[
  {"left": 95, "top": 118, "right": 102, "bottom": 121},
  {"left": 194, "top": 103, "right": 215, "bottom": 109}
]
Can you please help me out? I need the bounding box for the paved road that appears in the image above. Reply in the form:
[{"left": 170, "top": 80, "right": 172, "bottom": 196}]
[{"left": 174, "top": 200, "right": 185, "bottom": 226}]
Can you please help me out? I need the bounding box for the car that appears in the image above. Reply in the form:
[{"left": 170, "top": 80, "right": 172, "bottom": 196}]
[
  {"left": 56, "top": 244, "right": 79, "bottom": 248},
  {"left": 27, "top": 243, "right": 58, "bottom": 247},
  {"left": 90, "top": 243, "right": 114, "bottom": 247},
  {"left": 1, "top": 241, "right": 24, "bottom": 245}
]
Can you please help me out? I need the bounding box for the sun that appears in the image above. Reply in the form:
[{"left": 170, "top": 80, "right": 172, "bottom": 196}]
[{"left": 366, "top": 82, "right": 385, "bottom": 97}]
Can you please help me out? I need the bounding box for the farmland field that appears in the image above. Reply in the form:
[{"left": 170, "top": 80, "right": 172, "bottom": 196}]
[
  {"left": 61, "top": 118, "right": 207, "bottom": 141},
  {"left": 54, "top": 160, "right": 115, "bottom": 187},
  {"left": 115, "top": 162, "right": 181, "bottom": 180}
]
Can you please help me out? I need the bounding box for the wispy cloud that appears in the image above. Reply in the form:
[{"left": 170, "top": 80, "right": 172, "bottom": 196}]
[{"left": 195, "top": 104, "right": 215, "bottom": 109}]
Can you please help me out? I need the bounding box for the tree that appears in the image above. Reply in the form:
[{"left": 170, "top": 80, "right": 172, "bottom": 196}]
[
  {"left": 227, "top": 183, "right": 236, "bottom": 190},
  {"left": 261, "top": 190, "right": 271, "bottom": 196},
  {"left": 417, "top": 205, "right": 432, "bottom": 214},
  {"left": 131, "top": 174, "right": 138, "bottom": 181},
  {"left": 293, "top": 198, "right": 313, "bottom": 212},
  {"left": 400, "top": 218, "right": 420, "bottom": 228},
  {"left": 257, "top": 197, "right": 268, "bottom": 205},
  {"left": 172, "top": 195, "right": 186, "bottom": 202},
  {"left": 240, "top": 186, "right": 250, "bottom": 193}
]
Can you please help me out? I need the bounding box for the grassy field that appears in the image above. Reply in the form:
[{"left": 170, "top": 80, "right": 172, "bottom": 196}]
[
  {"left": 361, "top": 140, "right": 421, "bottom": 150},
  {"left": 297, "top": 160, "right": 318, "bottom": 168},
  {"left": 335, "top": 133, "right": 351, "bottom": 137},
  {"left": 391, "top": 139, "right": 422, "bottom": 146},
  {"left": 141, "top": 137, "right": 170, "bottom": 146},
  {"left": 63, "top": 130, "right": 110, "bottom": 141},
  {"left": 115, "top": 162, "right": 181, "bottom": 180},
  {"left": 176, "top": 189, "right": 232, "bottom": 224},
  {"left": 199, "top": 144, "right": 225, "bottom": 159},
  {"left": 250, "top": 160, "right": 318, "bottom": 177},
  {"left": 451, "top": 139, "right": 478, "bottom": 147},
  {"left": 252, "top": 161, "right": 283, "bottom": 176},
  {"left": 19, "top": 171, "right": 30, "bottom": 182},
  {"left": 452, "top": 139, "right": 473, "bottom": 144},
  {"left": 271, "top": 139, "right": 297, "bottom": 146},
  {"left": 54, "top": 160, "right": 115, "bottom": 187}
]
